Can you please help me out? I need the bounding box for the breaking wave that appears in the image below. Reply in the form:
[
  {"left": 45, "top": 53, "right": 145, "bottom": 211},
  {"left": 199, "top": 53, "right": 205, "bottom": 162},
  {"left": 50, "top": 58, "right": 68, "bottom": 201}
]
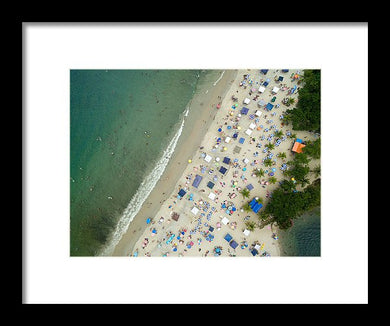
[{"left": 99, "top": 107, "right": 189, "bottom": 256}]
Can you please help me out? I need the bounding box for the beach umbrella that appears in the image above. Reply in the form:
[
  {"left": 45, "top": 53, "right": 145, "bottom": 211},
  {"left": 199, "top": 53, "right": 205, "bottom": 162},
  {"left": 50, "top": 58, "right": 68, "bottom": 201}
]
[
  {"left": 272, "top": 168, "right": 276, "bottom": 172},
  {"left": 269, "top": 172, "right": 274, "bottom": 176},
  {"left": 188, "top": 159, "right": 192, "bottom": 163},
  {"left": 218, "top": 128, "right": 222, "bottom": 132},
  {"left": 146, "top": 218, "right": 151, "bottom": 224}
]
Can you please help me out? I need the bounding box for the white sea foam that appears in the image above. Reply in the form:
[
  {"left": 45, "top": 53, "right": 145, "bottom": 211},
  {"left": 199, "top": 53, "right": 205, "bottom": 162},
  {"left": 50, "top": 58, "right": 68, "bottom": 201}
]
[
  {"left": 100, "top": 108, "right": 189, "bottom": 256},
  {"left": 213, "top": 70, "right": 225, "bottom": 86}
]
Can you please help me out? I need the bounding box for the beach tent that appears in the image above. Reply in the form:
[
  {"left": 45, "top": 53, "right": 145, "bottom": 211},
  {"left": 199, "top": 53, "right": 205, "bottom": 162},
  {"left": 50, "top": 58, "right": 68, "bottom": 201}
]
[
  {"left": 243, "top": 98, "right": 250, "bottom": 104},
  {"left": 278, "top": 76, "right": 284, "bottom": 82},
  {"left": 249, "top": 198, "right": 263, "bottom": 213},
  {"left": 225, "top": 136, "right": 231, "bottom": 143},
  {"left": 296, "top": 138, "right": 303, "bottom": 143},
  {"left": 233, "top": 146, "right": 241, "bottom": 154},
  {"left": 265, "top": 103, "right": 274, "bottom": 111},
  {"left": 204, "top": 154, "right": 212, "bottom": 163},
  {"left": 260, "top": 69, "right": 268, "bottom": 75},
  {"left": 258, "top": 85, "right": 266, "bottom": 93},
  {"left": 243, "top": 158, "right": 249, "bottom": 164},
  {"left": 219, "top": 166, "right": 227, "bottom": 175},
  {"left": 192, "top": 174, "right": 203, "bottom": 188},
  {"left": 257, "top": 100, "right": 266, "bottom": 107},
  {"left": 245, "top": 129, "right": 253, "bottom": 136},
  {"left": 253, "top": 203, "right": 263, "bottom": 213},
  {"left": 255, "top": 110, "right": 262, "bottom": 117},
  {"left": 241, "top": 107, "right": 249, "bottom": 115},
  {"left": 250, "top": 248, "right": 258, "bottom": 256},
  {"left": 223, "top": 157, "right": 231, "bottom": 164},
  {"left": 207, "top": 181, "right": 215, "bottom": 189},
  {"left": 272, "top": 86, "right": 280, "bottom": 94},
  {"left": 208, "top": 192, "right": 216, "bottom": 200},
  {"left": 281, "top": 69, "right": 289, "bottom": 73},
  {"left": 263, "top": 81, "right": 269, "bottom": 87},
  {"left": 178, "top": 189, "right": 187, "bottom": 197},
  {"left": 243, "top": 229, "right": 250, "bottom": 236},
  {"left": 246, "top": 184, "right": 254, "bottom": 191},
  {"left": 191, "top": 207, "right": 199, "bottom": 215},
  {"left": 249, "top": 122, "right": 256, "bottom": 130},
  {"left": 221, "top": 216, "right": 230, "bottom": 225},
  {"left": 224, "top": 233, "right": 233, "bottom": 242},
  {"left": 292, "top": 141, "right": 306, "bottom": 153},
  {"left": 230, "top": 240, "right": 238, "bottom": 249}
]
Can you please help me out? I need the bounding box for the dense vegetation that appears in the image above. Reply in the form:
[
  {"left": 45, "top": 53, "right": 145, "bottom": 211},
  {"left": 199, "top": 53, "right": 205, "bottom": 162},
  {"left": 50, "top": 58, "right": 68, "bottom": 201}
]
[
  {"left": 261, "top": 178, "right": 321, "bottom": 230},
  {"left": 286, "top": 70, "right": 321, "bottom": 132}
]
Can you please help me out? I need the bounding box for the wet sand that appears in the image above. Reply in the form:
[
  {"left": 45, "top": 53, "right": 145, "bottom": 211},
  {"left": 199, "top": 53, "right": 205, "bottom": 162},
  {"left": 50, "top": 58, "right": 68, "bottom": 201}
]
[{"left": 111, "top": 70, "right": 238, "bottom": 256}]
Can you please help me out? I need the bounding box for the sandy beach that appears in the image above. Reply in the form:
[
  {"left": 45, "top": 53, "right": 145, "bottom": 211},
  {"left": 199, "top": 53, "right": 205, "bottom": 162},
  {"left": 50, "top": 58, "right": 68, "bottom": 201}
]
[{"left": 113, "top": 69, "right": 319, "bottom": 257}]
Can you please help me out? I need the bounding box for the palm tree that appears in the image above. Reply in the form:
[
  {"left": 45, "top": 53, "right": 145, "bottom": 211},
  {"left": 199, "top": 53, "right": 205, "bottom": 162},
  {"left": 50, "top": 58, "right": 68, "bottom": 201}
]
[
  {"left": 258, "top": 211, "right": 270, "bottom": 221},
  {"left": 277, "top": 152, "right": 287, "bottom": 160},
  {"left": 240, "top": 188, "right": 250, "bottom": 199},
  {"left": 254, "top": 168, "right": 265, "bottom": 178},
  {"left": 267, "top": 142, "right": 275, "bottom": 151},
  {"left": 287, "top": 97, "right": 295, "bottom": 106},
  {"left": 263, "top": 158, "right": 273, "bottom": 167},
  {"left": 269, "top": 176, "right": 277, "bottom": 184},
  {"left": 274, "top": 130, "right": 284, "bottom": 139},
  {"left": 245, "top": 220, "right": 256, "bottom": 232},
  {"left": 256, "top": 197, "right": 264, "bottom": 205},
  {"left": 242, "top": 202, "right": 251, "bottom": 213}
]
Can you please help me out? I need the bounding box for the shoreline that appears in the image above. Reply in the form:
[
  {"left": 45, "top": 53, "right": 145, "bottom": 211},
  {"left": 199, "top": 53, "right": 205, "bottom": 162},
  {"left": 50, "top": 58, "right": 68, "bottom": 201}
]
[
  {"left": 111, "top": 70, "right": 238, "bottom": 256},
  {"left": 113, "top": 69, "right": 320, "bottom": 257}
]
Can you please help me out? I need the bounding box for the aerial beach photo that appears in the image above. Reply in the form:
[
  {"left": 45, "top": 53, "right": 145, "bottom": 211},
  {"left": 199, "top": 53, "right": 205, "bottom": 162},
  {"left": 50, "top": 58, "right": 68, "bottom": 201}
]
[
  {"left": 25, "top": 23, "right": 368, "bottom": 304},
  {"left": 70, "top": 68, "right": 321, "bottom": 258}
]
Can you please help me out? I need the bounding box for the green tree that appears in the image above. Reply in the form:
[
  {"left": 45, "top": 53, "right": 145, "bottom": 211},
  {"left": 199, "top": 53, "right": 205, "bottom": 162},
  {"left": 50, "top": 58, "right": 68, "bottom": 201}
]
[
  {"left": 242, "top": 202, "right": 252, "bottom": 213},
  {"left": 245, "top": 220, "right": 256, "bottom": 232},
  {"left": 256, "top": 197, "right": 264, "bottom": 205},
  {"left": 287, "top": 70, "right": 321, "bottom": 132},
  {"left": 263, "top": 158, "right": 273, "bottom": 167},
  {"left": 267, "top": 142, "right": 275, "bottom": 151},
  {"left": 254, "top": 168, "right": 265, "bottom": 178},
  {"left": 269, "top": 176, "right": 277, "bottom": 184},
  {"left": 294, "top": 152, "right": 310, "bottom": 166},
  {"left": 285, "top": 164, "right": 310, "bottom": 187},
  {"left": 240, "top": 188, "right": 250, "bottom": 199},
  {"left": 303, "top": 138, "right": 321, "bottom": 159},
  {"left": 274, "top": 130, "right": 284, "bottom": 139},
  {"left": 262, "top": 179, "right": 320, "bottom": 230},
  {"left": 277, "top": 152, "right": 287, "bottom": 160},
  {"left": 287, "top": 97, "right": 295, "bottom": 106}
]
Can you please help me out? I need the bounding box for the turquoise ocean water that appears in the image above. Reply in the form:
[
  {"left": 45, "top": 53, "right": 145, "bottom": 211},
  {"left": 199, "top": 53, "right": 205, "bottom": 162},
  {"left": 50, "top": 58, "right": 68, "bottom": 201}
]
[
  {"left": 71, "top": 70, "right": 205, "bottom": 256},
  {"left": 278, "top": 206, "right": 321, "bottom": 256}
]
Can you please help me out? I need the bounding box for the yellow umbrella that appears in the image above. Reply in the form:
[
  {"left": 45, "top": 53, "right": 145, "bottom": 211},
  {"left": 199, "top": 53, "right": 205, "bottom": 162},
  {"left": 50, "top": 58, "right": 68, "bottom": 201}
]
[
  {"left": 188, "top": 159, "right": 192, "bottom": 163},
  {"left": 237, "top": 126, "right": 241, "bottom": 130},
  {"left": 223, "top": 147, "right": 227, "bottom": 151}
]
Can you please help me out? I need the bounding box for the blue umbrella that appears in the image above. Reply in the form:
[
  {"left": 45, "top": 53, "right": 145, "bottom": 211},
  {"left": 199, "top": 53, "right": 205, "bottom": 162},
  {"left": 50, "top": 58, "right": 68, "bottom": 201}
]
[{"left": 146, "top": 218, "right": 151, "bottom": 224}]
